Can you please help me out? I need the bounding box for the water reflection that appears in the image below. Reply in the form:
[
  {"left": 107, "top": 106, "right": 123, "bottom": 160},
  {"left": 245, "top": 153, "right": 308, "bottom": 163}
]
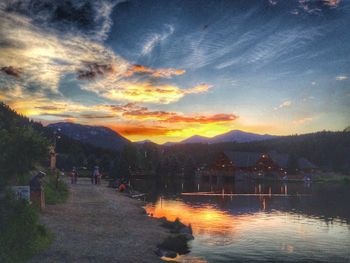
[
  {"left": 146, "top": 198, "right": 238, "bottom": 238},
  {"left": 133, "top": 177, "right": 350, "bottom": 224},
  {"left": 145, "top": 197, "right": 350, "bottom": 262},
  {"left": 135, "top": 177, "right": 350, "bottom": 262}
]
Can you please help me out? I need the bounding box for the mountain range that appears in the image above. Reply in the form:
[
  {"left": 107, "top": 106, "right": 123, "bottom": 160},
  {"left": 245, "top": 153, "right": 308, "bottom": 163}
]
[
  {"left": 48, "top": 122, "right": 129, "bottom": 151},
  {"left": 164, "top": 130, "right": 278, "bottom": 145},
  {"left": 49, "top": 122, "right": 278, "bottom": 150}
]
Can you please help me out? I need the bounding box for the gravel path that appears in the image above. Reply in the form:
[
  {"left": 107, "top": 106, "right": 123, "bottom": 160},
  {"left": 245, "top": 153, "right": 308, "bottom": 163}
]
[{"left": 30, "top": 178, "right": 168, "bottom": 263}]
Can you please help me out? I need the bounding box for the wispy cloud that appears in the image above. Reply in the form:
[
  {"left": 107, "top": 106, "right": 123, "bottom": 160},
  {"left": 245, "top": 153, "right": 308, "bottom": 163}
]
[
  {"left": 336, "top": 75, "right": 348, "bottom": 81},
  {"left": 161, "top": 113, "right": 238, "bottom": 124},
  {"left": 2, "top": 0, "right": 119, "bottom": 41},
  {"left": 122, "top": 105, "right": 238, "bottom": 124},
  {"left": 83, "top": 81, "right": 211, "bottom": 104},
  {"left": 0, "top": 5, "right": 208, "bottom": 110},
  {"left": 322, "top": 0, "right": 342, "bottom": 8},
  {"left": 124, "top": 64, "right": 185, "bottom": 79},
  {"left": 274, "top": 100, "right": 292, "bottom": 110},
  {"left": 141, "top": 24, "right": 174, "bottom": 56},
  {"left": 268, "top": 0, "right": 278, "bottom": 6},
  {"left": 293, "top": 117, "right": 313, "bottom": 125},
  {"left": 217, "top": 26, "right": 323, "bottom": 70},
  {"left": 0, "top": 8, "right": 128, "bottom": 95}
]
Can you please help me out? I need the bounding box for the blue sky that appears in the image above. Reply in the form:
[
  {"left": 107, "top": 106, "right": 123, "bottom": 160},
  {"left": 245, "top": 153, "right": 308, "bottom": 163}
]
[{"left": 0, "top": 0, "right": 349, "bottom": 142}]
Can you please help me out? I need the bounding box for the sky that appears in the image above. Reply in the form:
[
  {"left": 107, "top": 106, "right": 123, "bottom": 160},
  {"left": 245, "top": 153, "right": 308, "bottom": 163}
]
[{"left": 0, "top": 0, "right": 349, "bottom": 143}]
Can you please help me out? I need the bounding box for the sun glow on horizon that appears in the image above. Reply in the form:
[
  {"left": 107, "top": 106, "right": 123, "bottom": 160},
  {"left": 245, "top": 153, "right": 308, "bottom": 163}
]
[{"left": 1, "top": 0, "right": 348, "bottom": 143}]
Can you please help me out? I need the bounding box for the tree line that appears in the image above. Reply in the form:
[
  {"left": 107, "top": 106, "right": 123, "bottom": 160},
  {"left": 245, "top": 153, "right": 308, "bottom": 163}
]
[{"left": 1, "top": 101, "right": 349, "bottom": 189}]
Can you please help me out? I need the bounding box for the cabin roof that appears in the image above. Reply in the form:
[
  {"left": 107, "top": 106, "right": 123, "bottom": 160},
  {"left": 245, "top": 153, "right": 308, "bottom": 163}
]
[
  {"left": 268, "top": 152, "right": 289, "bottom": 167},
  {"left": 223, "top": 151, "right": 261, "bottom": 167},
  {"left": 222, "top": 151, "right": 317, "bottom": 169}
]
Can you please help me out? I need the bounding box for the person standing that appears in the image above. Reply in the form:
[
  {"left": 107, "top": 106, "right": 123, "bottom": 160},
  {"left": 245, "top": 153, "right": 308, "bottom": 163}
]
[
  {"left": 71, "top": 167, "right": 78, "bottom": 184},
  {"left": 97, "top": 172, "right": 102, "bottom": 185},
  {"left": 93, "top": 166, "right": 100, "bottom": 185}
]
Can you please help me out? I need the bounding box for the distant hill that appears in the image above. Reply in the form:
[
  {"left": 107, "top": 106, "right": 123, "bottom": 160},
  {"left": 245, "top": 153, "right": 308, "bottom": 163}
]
[
  {"left": 164, "top": 130, "right": 278, "bottom": 145},
  {"left": 134, "top": 139, "right": 155, "bottom": 144},
  {"left": 48, "top": 122, "right": 129, "bottom": 151},
  {"left": 181, "top": 135, "right": 211, "bottom": 144},
  {"left": 209, "top": 130, "right": 278, "bottom": 143}
]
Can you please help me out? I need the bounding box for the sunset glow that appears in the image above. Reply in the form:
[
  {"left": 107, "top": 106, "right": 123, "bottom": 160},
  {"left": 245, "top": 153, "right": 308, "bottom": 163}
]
[{"left": 0, "top": 0, "right": 349, "bottom": 143}]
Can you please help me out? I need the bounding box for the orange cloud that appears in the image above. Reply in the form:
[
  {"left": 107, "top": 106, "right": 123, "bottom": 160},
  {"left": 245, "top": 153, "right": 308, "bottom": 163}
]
[
  {"left": 162, "top": 113, "right": 238, "bottom": 124},
  {"left": 125, "top": 64, "right": 185, "bottom": 78},
  {"left": 40, "top": 113, "right": 74, "bottom": 118},
  {"left": 323, "top": 0, "right": 341, "bottom": 7},
  {"left": 79, "top": 113, "right": 116, "bottom": 119},
  {"left": 35, "top": 105, "right": 67, "bottom": 111},
  {"left": 123, "top": 106, "right": 238, "bottom": 124},
  {"left": 123, "top": 107, "right": 176, "bottom": 119},
  {"left": 110, "top": 124, "right": 179, "bottom": 136},
  {"left": 104, "top": 82, "right": 211, "bottom": 104}
]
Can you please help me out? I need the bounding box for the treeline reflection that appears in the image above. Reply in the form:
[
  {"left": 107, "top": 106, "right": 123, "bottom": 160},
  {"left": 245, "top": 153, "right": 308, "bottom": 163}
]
[{"left": 132, "top": 176, "right": 350, "bottom": 224}]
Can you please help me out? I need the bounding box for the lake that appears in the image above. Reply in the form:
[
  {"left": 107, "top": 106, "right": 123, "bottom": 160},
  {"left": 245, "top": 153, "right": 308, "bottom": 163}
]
[{"left": 132, "top": 177, "right": 350, "bottom": 262}]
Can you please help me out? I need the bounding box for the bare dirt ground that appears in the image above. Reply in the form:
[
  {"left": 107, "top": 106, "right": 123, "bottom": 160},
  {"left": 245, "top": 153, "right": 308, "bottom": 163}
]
[{"left": 30, "top": 177, "right": 168, "bottom": 263}]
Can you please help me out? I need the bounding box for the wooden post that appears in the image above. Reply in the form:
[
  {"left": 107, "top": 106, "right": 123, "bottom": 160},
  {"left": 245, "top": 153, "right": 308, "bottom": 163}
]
[{"left": 30, "top": 190, "right": 45, "bottom": 210}]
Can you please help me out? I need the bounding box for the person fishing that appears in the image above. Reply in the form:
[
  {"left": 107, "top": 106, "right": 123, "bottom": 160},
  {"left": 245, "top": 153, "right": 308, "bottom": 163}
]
[
  {"left": 119, "top": 182, "right": 126, "bottom": 192},
  {"left": 97, "top": 171, "right": 102, "bottom": 185}
]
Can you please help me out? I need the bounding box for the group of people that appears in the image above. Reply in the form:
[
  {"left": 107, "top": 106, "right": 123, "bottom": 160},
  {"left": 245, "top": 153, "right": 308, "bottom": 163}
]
[
  {"left": 69, "top": 166, "right": 102, "bottom": 185},
  {"left": 68, "top": 166, "right": 130, "bottom": 193}
]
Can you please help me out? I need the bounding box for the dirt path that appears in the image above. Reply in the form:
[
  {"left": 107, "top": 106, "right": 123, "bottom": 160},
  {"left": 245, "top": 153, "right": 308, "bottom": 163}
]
[{"left": 30, "top": 178, "right": 168, "bottom": 263}]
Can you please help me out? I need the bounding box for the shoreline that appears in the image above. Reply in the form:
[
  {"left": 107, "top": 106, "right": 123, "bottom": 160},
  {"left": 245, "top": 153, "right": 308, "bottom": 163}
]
[{"left": 29, "top": 178, "right": 171, "bottom": 263}]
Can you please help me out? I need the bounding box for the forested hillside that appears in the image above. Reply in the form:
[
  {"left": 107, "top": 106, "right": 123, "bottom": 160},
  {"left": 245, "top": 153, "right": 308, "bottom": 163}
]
[
  {"left": 162, "top": 131, "right": 350, "bottom": 174},
  {"left": 1, "top": 102, "right": 349, "bottom": 183},
  {"left": 0, "top": 103, "right": 48, "bottom": 188},
  {"left": 0, "top": 103, "right": 118, "bottom": 183}
]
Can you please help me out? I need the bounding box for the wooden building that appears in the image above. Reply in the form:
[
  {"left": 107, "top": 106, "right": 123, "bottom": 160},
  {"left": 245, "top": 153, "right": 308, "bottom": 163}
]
[{"left": 197, "top": 151, "right": 317, "bottom": 180}]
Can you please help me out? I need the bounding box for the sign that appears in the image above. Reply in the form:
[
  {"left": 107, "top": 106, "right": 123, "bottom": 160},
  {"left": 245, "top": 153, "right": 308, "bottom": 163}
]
[{"left": 11, "top": 186, "right": 30, "bottom": 201}]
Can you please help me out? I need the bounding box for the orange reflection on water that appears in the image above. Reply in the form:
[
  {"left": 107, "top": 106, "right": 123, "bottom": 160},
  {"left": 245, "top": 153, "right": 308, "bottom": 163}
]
[
  {"left": 161, "top": 254, "right": 208, "bottom": 263},
  {"left": 145, "top": 198, "right": 246, "bottom": 236}
]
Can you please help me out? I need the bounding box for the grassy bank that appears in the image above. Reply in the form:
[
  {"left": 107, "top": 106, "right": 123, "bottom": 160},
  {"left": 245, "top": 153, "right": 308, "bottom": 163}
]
[
  {"left": 0, "top": 171, "right": 69, "bottom": 262},
  {"left": 0, "top": 194, "right": 53, "bottom": 263},
  {"left": 44, "top": 171, "right": 69, "bottom": 205}
]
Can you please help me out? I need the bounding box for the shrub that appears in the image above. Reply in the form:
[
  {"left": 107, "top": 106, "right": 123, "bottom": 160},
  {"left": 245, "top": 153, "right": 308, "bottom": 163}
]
[
  {"left": 44, "top": 173, "right": 69, "bottom": 205},
  {"left": 0, "top": 194, "right": 53, "bottom": 262}
]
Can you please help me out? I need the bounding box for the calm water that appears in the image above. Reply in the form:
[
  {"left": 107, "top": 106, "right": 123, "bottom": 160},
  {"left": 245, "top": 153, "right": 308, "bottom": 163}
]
[{"left": 133, "top": 178, "right": 350, "bottom": 262}]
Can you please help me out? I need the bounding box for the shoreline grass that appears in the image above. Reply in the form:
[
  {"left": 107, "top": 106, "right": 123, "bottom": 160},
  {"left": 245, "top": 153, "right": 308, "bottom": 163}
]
[
  {"left": 44, "top": 171, "right": 69, "bottom": 205},
  {"left": 0, "top": 195, "right": 53, "bottom": 263}
]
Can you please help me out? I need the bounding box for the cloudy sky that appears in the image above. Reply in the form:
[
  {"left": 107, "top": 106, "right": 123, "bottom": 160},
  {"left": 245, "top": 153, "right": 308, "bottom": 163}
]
[{"left": 0, "top": 0, "right": 349, "bottom": 143}]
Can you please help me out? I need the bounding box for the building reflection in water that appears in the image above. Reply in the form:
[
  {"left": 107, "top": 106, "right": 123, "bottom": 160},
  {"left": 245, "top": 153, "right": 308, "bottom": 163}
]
[
  {"left": 145, "top": 196, "right": 350, "bottom": 254},
  {"left": 140, "top": 177, "right": 350, "bottom": 262}
]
